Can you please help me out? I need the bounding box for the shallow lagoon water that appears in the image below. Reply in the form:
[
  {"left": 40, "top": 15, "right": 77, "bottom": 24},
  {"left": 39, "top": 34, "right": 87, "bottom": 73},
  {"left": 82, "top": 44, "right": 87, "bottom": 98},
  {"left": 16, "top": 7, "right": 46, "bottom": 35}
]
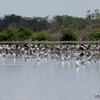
[{"left": 0, "top": 57, "right": 100, "bottom": 100}]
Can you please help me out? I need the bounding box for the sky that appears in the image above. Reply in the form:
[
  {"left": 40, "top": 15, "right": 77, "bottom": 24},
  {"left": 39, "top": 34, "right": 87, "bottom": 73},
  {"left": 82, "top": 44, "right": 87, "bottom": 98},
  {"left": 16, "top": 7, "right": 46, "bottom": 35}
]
[{"left": 0, "top": 0, "right": 100, "bottom": 19}]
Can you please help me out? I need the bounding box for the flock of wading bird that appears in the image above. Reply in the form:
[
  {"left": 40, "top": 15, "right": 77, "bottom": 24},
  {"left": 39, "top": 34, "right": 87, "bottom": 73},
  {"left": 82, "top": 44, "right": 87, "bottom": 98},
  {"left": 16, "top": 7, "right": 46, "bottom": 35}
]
[{"left": 0, "top": 43, "right": 100, "bottom": 68}]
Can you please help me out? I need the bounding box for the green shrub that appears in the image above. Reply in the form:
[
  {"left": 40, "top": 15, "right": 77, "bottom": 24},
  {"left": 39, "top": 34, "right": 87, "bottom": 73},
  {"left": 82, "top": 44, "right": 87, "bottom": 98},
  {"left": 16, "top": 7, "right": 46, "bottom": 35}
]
[
  {"left": 16, "top": 26, "right": 33, "bottom": 40},
  {"left": 82, "top": 29, "right": 100, "bottom": 41},
  {"left": 36, "top": 31, "right": 53, "bottom": 41},
  {"left": 61, "top": 28, "right": 78, "bottom": 41},
  {"left": 0, "top": 28, "right": 14, "bottom": 41}
]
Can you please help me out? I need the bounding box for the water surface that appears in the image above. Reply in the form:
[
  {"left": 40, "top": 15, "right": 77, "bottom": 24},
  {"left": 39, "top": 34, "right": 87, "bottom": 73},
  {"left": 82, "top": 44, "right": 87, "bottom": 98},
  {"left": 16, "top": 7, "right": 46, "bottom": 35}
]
[{"left": 0, "top": 57, "right": 100, "bottom": 100}]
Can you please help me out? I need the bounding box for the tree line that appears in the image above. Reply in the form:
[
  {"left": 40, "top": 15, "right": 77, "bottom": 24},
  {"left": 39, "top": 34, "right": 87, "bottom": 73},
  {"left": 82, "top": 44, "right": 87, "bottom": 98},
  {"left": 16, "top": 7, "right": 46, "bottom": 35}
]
[{"left": 0, "top": 9, "right": 100, "bottom": 41}]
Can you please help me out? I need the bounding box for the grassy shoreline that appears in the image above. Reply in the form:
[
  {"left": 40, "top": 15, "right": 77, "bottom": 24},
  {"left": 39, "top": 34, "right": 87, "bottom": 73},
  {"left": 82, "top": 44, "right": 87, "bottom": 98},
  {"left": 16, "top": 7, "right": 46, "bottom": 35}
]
[{"left": 0, "top": 41, "right": 100, "bottom": 44}]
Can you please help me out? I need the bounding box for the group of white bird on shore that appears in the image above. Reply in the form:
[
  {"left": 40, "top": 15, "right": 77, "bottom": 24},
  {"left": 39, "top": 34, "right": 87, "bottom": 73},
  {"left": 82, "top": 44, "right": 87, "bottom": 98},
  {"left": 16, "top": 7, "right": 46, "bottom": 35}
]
[{"left": 0, "top": 43, "right": 100, "bottom": 68}]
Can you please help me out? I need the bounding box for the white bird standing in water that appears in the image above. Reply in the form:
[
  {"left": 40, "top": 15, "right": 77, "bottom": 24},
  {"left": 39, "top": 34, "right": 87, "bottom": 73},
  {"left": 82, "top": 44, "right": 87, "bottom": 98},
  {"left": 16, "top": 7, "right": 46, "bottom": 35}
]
[
  {"left": 76, "top": 61, "right": 80, "bottom": 68},
  {"left": 61, "top": 56, "right": 65, "bottom": 61},
  {"left": 12, "top": 52, "right": 16, "bottom": 58},
  {"left": 75, "top": 58, "right": 85, "bottom": 68},
  {"left": 87, "top": 54, "right": 93, "bottom": 61},
  {"left": 75, "top": 52, "right": 92, "bottom": 68},
  {"left": 24, "top": 55, "right": 30, "bottom": 62},
  {"left": 76, "top": 65, "right": 79, "bottom": 75},
  {"left": 37, "top": 57, "right": 40, "bottom": 62}
]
